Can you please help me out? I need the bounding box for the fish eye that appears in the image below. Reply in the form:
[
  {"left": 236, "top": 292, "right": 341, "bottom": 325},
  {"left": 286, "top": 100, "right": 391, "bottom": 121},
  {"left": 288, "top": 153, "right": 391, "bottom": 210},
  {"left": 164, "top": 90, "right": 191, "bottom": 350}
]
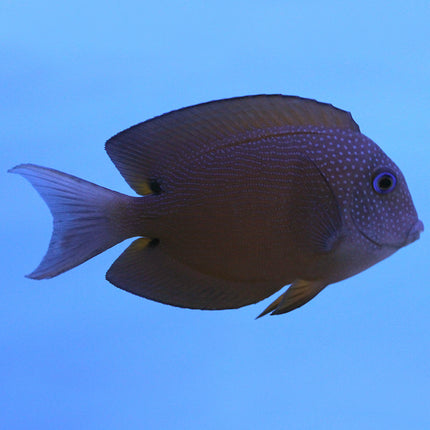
[{"left": 372, "top": 171, "right": 397, "bottom": 194}]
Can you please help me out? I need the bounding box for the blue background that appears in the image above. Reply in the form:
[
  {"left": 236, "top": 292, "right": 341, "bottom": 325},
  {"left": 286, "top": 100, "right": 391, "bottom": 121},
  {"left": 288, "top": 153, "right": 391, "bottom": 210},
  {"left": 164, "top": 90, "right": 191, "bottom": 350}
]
[{"left": 2, "top": 1, "right": 429, "bottom": 428}]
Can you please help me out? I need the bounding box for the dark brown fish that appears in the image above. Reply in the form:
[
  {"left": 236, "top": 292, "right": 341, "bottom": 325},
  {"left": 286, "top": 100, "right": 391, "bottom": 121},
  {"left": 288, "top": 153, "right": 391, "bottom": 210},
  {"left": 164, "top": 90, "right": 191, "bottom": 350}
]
[{"left": 9, "top": 95, "right": 423, "bottom": 317}]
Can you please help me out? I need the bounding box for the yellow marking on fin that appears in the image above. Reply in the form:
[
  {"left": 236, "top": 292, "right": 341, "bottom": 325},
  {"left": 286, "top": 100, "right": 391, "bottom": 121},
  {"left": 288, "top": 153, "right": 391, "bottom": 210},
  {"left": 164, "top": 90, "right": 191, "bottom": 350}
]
[
  {"left": 129, "top": 237, "right": 152, "bottom": 251},
  {"left": 135, "top": 182, "right": 152, "bottom": 195}
]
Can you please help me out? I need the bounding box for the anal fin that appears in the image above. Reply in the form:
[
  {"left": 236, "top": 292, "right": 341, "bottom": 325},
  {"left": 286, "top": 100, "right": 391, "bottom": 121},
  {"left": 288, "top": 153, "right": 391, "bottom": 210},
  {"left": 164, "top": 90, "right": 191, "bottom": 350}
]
[
  {"left": 257, "top": 280, "right": 327, "bottom": 318},
  {"left": 106, "top": 238, "right": 283, "bottom": 310}
]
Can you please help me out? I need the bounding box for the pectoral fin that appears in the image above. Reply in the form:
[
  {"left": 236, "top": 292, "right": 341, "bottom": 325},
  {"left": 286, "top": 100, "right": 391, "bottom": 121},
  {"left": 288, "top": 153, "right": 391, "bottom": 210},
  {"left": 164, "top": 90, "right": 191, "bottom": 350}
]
[{"left": 256, "top": 280, "right": 327, "bottom": 318}]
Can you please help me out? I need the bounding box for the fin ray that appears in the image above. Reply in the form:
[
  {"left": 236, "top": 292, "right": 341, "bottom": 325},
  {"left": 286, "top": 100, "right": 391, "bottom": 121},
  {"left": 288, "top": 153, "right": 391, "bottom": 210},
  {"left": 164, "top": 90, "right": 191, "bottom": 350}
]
[
  {"left": 257, "top": 280, "right": 327, "bottom": 317},
  {"left": 9, "top": 164, "right": 134, "bottom": 279}
]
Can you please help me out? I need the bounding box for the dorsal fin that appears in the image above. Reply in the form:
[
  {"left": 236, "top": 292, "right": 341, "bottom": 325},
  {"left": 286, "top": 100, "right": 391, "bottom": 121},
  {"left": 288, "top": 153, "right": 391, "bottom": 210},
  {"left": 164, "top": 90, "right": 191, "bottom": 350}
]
[{"left": 105, "top": 95, "right": 360, "bottom": 195}]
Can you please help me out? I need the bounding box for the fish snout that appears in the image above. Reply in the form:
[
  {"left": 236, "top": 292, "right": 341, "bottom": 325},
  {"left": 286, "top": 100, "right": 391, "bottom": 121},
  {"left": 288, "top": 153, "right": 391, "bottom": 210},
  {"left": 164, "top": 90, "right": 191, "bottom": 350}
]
[{"left": 405, "top": 219, "right": 424, "bottom": 245}]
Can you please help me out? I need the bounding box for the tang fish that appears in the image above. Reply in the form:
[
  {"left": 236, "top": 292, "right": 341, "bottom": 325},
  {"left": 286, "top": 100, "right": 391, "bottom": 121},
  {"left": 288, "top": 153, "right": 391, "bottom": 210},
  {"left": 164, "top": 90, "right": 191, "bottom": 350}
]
[{"left": 9, "top": 95, "right": 423, "bottom": 317}]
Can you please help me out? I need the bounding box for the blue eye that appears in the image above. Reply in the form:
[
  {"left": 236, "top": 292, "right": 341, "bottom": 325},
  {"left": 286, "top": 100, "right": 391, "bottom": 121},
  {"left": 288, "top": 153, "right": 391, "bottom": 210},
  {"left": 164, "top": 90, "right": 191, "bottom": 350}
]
[{"left": 373, "top": 171, "right": 397, "bottom": 194}]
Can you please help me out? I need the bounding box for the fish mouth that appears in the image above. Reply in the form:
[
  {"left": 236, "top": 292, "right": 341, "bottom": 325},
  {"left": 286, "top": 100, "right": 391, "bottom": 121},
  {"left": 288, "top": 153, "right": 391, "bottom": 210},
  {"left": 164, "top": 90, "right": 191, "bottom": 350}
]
[
  {"left": 404, "top": 219, "right": 424, "bottom": 246},
  {"left": 357, "top": 229, "right": 387, "bottom": 249},
  {"left": 358, "top": 219, "right": 424, "bottom": 249}
]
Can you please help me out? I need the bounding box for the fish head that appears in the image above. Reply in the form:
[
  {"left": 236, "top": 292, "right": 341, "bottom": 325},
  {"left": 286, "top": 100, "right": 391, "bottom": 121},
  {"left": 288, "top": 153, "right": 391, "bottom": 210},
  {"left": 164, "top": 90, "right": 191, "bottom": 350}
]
[
  {"left": 349, "top": 145, "right": 423, "bottom": 250},
  {"left": 307, "top": 129, "right": 423, "bottom": 254}
]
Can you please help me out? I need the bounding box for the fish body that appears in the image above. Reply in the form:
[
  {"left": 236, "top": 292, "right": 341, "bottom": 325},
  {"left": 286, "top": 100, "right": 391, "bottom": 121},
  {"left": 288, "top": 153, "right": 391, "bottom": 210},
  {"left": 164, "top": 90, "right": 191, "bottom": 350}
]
[{"left": 10, "top": 95, "right": 423, "bottom": 316}]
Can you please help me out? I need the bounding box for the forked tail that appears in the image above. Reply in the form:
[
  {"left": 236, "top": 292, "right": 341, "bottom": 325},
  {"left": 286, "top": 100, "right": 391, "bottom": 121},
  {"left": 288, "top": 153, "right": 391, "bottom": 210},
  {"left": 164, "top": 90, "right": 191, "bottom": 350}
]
[{"left": 9, "top": 164, "right": 138, "bottom": 279}]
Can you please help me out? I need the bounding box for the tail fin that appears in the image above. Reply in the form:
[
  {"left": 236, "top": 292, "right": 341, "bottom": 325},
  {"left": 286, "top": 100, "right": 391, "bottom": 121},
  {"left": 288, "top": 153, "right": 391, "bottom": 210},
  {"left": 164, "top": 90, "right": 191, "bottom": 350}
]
[{"left": 9, "top": 164, "right": 136, "bottom": 279}]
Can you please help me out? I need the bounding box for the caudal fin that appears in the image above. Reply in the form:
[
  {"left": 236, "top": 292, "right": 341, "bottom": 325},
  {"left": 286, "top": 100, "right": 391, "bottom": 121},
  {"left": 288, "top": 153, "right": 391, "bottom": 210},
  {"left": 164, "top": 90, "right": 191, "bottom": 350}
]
[{"left": 9, "top": 164, "right": 137, "bottom": 279}]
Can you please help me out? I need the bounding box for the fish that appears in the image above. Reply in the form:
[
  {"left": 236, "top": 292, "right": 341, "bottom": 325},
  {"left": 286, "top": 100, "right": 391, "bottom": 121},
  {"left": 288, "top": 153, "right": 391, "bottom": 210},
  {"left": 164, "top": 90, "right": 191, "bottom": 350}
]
[{"left": 9, "top": 95, "right": 423, "bottom": 317}]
